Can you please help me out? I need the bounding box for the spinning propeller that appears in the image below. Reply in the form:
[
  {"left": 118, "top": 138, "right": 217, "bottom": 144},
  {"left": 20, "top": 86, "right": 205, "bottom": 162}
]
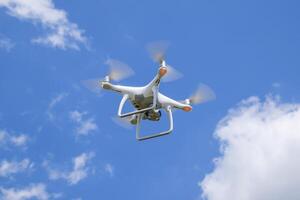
[
  {"left": 82, "top": 58, "right": 135, "bottom": 94},
  {"left": 146, "top": 41, "right": 183, "bottom": 82},
  {"left": 111, "top": 116, "right": 133, "bottom": 130},
  {"left": 104, "top": 59, "right": 135, "bottom": 82},
  {"left": 185, "top": 84, "right": 216, "bottom": 105}
]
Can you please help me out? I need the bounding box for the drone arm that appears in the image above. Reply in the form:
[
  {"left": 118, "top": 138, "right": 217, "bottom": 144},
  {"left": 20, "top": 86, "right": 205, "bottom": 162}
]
[
  {"left": 102, "top": 82, "right": 139, "bottom": 94},
  {"left": 145, "top": 74, "right": 162, "bottom": 90},
  {"left": 136, "top": 105, "right": 173, "bottom": 141},
  {"left": 158, "top": 93, "right": 193, "bottom": 112},
  {"left": 145, "top": 67, "right": 167, "bottom": 89}
]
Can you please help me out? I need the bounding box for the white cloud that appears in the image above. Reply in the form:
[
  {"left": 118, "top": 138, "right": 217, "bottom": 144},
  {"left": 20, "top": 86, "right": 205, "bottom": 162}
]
[
  {"left": 46, "top": 93, "right": 68, "bottom": 120},
  {"left": 45, "top": 152, "right": 94, "bottom": 185},
  {"left": 67, "top": 152, "right": 94, "bottom": 185},
  {"left": 76, "top": 119, "right": 98, "bottom": 135},
  {"left": 0, "top": 159, "right": 32, "bottom": 177},
  {"left": 69, "top": 111, "right": 98, "bottom": 136},
  {"left": 69, "top": 110, "right": 84, "bottom": 123},
  {"left": 0, "top": 36, "right": 14, "bottom": 51},
  {"left": 104, "top": 163, "right": 114, "bottom": 177},
  {"left": 48, "top": 93, "right": 68, "bottom": 109},
  {"left": 10, "top": 135, "right": 28, "bottom": 146},
  {"left": 0, "top": 0, "right": 87, "bottom": 49},
  {"left": 0, "top": 183, "right": 49, "bottom": 200},
  {"left": 200, "top": 96, "right": 300, "bottom": 200},
  {"left": 0, "top": 131, "right": 6, "bottom": 142},
  {"left": 272, "top": 82, "right": 281, "bottom": 88},
  {"left": 0, "top": 129, "right": 28, "bottom": 148}
]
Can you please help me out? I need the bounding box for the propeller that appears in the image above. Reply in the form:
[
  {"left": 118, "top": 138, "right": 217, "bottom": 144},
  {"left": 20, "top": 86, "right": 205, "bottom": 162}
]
[
  {"left": 146, "top": 40, "right": 169, "bottom": 62},
  {"left": 105, "top": 58, "right": 135, "bottom": 82},
  {"left": 81, "top": 78, "right": 103, "bottom": 95},
  {"left": 187, "top": 84, "right": 216, "bottom": 105},
  {"left": 81, "top": 59, "right": 135, "bottom": 94},
  {"left": 111, "top": 115, "right": 136, "bottom": 130},
  {"left": 162, "top": 64, "right": 183, "bottom": 82},
  {"left": 146, "top": 41, "right": 183, "bottom": 82}
]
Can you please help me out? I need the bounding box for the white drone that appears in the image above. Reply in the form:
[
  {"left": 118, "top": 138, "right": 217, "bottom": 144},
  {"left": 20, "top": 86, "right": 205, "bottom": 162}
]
[{"left": 84, "top": 42, "right": 215, "bottom": 141}]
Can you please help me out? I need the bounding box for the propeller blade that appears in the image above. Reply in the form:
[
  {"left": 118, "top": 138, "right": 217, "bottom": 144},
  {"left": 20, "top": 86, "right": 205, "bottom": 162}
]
[
  {"left": 111, "top": 116, "right": 133, "bottom": 130},
  {"left": 146, "top": 41, "right": 183, "bottom": 82},
  {"left": 81, "top": 78, "right": 103, "bottom": 95},
  {"left": 146, "top": 40, "right": 169, "bottom": 63},
  {"left": 189, "top": 84, "right": 216, "bottom": 105},
  {"left": 162, "top": 64, "right": 183, "bottom": 82},
  {"left": 105, "top": 59, "right": 135, "bottom": 82}
]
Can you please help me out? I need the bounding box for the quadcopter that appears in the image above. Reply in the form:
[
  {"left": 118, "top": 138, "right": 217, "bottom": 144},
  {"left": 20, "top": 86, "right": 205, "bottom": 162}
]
[{"left": 84, "top": 42, "right": 215, "bottom": 141}]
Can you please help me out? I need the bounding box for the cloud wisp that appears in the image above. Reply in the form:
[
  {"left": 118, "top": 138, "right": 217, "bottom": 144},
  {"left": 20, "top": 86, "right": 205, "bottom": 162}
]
[
  {"left": 200, "top": 96, "right": 300, "bottom": 200},
  {"left": 0, "top": 0, "right": 88, "bottom": 50},
  {"left": 44, "top": 152, "right": 94, "bottom": 185},
  {"left": 69, "top": 110, "right": 98, "bottom": 136},
  {"left": 0, "top": 36, "right": 14, "bottom": 51},
  {"left": 0, "top": 129, "right": 28, "bottom": 148},
  {"left": 46, "top": 93, "right": 68, "bottom": 120},
  {"left": 0, "top": 183, "right": 50, "bottom": 200},
  {"left": 0, "top": 159, "right": 33, "bottom": 178},
  {"left": 104, "top": 163, "right": 114, "bottom": 177}
]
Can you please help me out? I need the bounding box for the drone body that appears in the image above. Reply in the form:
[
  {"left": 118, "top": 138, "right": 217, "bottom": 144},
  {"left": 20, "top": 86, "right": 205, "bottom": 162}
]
[
  {"left": 99, "top": 59, "right": 214, "bottom": 141},
  {"left": 83, "top": 42, "right": 215, "bottom": 141}
]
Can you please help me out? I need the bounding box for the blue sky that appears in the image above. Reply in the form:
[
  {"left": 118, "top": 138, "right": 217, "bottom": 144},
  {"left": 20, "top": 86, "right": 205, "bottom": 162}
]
[{"left": 1, "top": 0, "right": 300, "bottom": 200}]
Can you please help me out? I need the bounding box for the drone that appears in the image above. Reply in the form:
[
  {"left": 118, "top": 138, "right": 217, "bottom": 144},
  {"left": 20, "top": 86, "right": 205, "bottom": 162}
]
[{"left": 83, "top": 42, "right": 215, "bottom": 141}]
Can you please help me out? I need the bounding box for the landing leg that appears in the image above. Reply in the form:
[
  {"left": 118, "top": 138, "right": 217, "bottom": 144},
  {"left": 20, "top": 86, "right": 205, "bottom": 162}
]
[{"left": 136, "top": 105, "right": 173, "bottom": 141}]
